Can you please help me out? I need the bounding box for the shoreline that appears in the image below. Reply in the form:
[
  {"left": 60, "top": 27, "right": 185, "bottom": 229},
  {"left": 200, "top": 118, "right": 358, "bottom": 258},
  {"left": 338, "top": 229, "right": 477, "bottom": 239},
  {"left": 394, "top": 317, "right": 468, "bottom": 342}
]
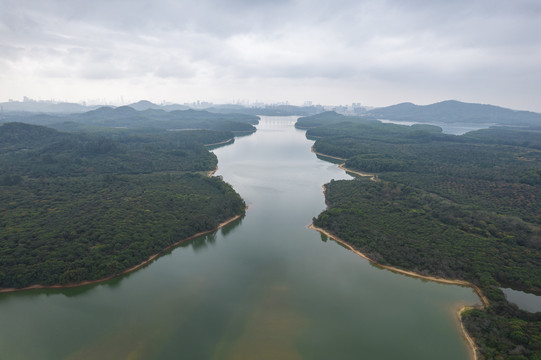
[
  {"left": 309, "top": 223, "right": 487, "bottom": 360},
  {"left": 311, "top": 146, "right": 378, "bottom": 181},
  {"left": 457, "top": 306, "right": 480, "bottom": 360},
  {"left": 310, "top": 143, "right": 488, "bottom": 360},
  {"left": 207, "top": 165, "right": 219, "bottom": 177},
  {"left": 0, "top": 211, "right": 246, "bottom": 294},
  {"left": 337, "top": 163, "right": 378, "bottom": 181},
  {"left": 308, "top": 224, "right": 489, "bottom": 306},
  {"left": 310, "top": 146, "right": 488, "bottom": 304},
  {"left": 310, "top": 146, "right": 347, "bottom": 161},
  {"left": 204, "top": 138, "right": 234, "bottom": 147}
]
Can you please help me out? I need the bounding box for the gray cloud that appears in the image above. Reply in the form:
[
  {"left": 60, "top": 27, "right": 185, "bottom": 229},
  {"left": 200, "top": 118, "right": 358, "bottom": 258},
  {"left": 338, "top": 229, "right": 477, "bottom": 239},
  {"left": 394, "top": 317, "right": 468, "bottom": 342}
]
[{"left": 0, "top": 0, "right": 540, "bottom": 111}]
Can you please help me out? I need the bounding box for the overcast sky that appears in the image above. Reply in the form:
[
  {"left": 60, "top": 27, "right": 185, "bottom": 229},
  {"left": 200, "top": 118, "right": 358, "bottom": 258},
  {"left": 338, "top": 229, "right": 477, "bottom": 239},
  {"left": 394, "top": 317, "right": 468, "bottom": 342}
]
[{"left": 1, "top": 0, "right": 540, "bottom": 111}]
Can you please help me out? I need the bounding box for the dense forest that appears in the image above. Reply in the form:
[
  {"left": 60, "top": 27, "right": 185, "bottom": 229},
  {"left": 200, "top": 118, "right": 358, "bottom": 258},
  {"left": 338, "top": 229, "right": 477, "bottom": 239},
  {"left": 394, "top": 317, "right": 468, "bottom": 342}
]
[
  {"left": 0, "top": 105, "right": 259, "bottom": 134},
  {"left": 299, "top": 112, "right": 541, "bottom": 359},
  {"left": 0, "top": 123, "right": 246, "bottom": 289}
]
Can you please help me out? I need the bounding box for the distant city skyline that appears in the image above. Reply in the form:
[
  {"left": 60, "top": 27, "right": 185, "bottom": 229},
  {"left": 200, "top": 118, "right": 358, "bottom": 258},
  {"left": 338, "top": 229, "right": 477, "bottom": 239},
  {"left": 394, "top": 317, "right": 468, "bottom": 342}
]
[
  {"left": 1, "top": 0, "right": 540, "bottom": 112},
  {"left": 2, "top": 96, "right": 365, "bottom": 109}
]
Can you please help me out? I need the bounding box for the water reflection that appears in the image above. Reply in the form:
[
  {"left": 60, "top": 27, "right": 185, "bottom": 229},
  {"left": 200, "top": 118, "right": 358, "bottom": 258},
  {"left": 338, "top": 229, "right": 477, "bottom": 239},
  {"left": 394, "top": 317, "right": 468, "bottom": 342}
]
[
  {"left": 220, "top": 216, "right": 244, "bottom": 237},
  {"left": 0, "top": 116, "right": 479, "bottom": 360}
]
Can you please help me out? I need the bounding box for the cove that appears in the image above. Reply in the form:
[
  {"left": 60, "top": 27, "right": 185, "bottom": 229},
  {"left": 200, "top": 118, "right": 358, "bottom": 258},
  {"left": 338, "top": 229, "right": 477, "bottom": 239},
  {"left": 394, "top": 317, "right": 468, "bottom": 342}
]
[{"left": 0, "top": 116, "right": 480, "bottom": 359}]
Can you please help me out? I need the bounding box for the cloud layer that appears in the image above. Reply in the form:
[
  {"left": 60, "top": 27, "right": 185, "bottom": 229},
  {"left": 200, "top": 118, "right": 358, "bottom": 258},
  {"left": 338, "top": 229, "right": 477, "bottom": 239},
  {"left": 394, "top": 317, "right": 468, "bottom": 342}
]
[{"left": 1, "top": 0, "right": 540, "bottom": 110}]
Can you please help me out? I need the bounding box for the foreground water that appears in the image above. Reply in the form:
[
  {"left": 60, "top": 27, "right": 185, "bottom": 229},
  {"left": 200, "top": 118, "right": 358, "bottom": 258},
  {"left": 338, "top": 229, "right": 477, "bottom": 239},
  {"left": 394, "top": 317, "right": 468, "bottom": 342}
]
[{"left": 0, "top": 116, "right": 480, "bottom": 359}]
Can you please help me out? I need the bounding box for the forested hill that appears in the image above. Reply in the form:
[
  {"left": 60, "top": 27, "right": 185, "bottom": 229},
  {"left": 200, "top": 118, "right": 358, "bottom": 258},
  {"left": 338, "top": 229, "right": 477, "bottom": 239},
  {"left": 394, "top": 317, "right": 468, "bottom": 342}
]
[
  {"left": 0, "top": 122, "right": 233, "bottom": 177},
  {"left": 0, "top": 106, "right": 259, "bottom": 134},
  {"left": 298, "top": 113, "right": 541, "bottom": 359},
  {"left": 0, "top": 123, "right": 246, "bottom": 289},
  {"left": 366, "top": 100, "right": 541, "bottom": 126},
  {"left": 0, "top": 122, "right": 70, "bottom": 152},
  {"left": 296, "top": 110, "right": 443, "bottom": 133}
]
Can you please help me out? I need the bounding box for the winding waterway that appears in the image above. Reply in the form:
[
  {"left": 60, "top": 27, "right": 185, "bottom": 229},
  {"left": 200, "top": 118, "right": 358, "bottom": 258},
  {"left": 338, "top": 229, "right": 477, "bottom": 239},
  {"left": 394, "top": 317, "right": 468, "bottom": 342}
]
[{"left": 0, "top": 116, "right": 480, "bottom": 359}]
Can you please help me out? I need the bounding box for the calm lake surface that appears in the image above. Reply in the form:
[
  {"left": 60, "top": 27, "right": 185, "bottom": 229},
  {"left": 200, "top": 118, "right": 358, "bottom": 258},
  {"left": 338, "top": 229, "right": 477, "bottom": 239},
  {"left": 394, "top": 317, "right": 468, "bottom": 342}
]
[
  {"left": 503, "top": 288, "right": 541, "bottom": 313},
  {"left": 0, "top": 116, "right": 480, "bottom": 359},
  {"left": 378, "top": 119, "right": 492, "bottom": 135}
]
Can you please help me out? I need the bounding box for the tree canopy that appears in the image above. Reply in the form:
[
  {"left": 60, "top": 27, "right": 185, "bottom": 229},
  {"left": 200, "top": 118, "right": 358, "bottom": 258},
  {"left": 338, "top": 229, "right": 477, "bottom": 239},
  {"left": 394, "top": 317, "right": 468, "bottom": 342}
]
[{"left": 0, "top": 123, "right": 246, "bottom": 289}]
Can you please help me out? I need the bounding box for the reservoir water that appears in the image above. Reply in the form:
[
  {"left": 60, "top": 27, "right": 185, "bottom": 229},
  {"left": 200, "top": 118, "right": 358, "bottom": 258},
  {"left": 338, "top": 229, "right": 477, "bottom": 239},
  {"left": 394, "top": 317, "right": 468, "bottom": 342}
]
[
  {"left": 503, "top": 288, "right": 541, "bottom": 313},
  {"left": 0, "top": 116, "right": 480, "bottom": 359},
  {"left": 378, "top": 119, "right": 492, "bottom": 135}
]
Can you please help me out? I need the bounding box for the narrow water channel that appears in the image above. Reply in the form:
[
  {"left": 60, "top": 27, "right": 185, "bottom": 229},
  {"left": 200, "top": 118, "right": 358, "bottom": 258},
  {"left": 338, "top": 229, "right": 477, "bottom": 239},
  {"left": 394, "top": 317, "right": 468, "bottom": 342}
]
[{"left": 0, "top": 116, "right": 480, "bottom": 359}]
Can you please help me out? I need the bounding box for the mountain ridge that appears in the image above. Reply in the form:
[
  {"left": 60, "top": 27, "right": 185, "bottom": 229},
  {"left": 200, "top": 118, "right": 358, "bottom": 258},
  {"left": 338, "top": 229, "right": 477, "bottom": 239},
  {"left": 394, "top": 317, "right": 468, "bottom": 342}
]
[{"left": 367, "top": 100, "right": 541, "bottom": 126}]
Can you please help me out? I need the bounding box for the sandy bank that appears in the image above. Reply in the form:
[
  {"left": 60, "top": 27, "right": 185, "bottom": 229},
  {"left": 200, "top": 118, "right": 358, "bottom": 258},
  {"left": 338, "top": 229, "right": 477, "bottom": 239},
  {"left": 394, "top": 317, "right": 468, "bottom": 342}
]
[
  {"left": 204, "top": 138, "right": 234, "bottom": 147},
  {"left": 310, "top": 146, "right": 347, "bottom": 161},
  {"left": 207, "top": 165, "right": 219, "bottom": 177},
  {"left": 311, "top": 146, "right": 378, "bottom": 181},
  {"left": 0, "top": 212, "right": 246, "bottom": 294},
  {"left": 309, "top": 224, "right": 489, "bottom": 306},
  {"left": 337, "top": 164, "right": 378, "bottom": 181},
  {"left": 457, "top": 306, "right": 480, "bottom": 360},
  {"left": 309, "top": 223, "right": 488, "bottom": 360}
]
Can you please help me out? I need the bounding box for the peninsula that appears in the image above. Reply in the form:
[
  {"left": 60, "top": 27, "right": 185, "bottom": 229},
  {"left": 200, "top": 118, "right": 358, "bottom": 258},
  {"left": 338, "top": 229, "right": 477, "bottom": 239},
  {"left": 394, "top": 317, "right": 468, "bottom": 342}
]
[{"left": 298, "top": 112, "right": 541, "bottom": 360}]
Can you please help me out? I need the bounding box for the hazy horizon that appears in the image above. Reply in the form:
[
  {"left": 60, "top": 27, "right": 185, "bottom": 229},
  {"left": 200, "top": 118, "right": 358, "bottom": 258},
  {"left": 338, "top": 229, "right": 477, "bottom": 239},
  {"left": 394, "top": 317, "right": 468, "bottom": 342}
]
[{"left": 1, "top": 0, "right": 540, "bottom": 112}]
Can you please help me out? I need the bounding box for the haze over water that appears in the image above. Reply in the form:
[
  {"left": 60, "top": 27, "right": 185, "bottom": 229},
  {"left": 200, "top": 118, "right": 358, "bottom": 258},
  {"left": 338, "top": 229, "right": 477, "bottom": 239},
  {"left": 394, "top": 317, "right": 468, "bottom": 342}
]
[{"left": 0, "top": 116, "right": 480, "bottom": 359}]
